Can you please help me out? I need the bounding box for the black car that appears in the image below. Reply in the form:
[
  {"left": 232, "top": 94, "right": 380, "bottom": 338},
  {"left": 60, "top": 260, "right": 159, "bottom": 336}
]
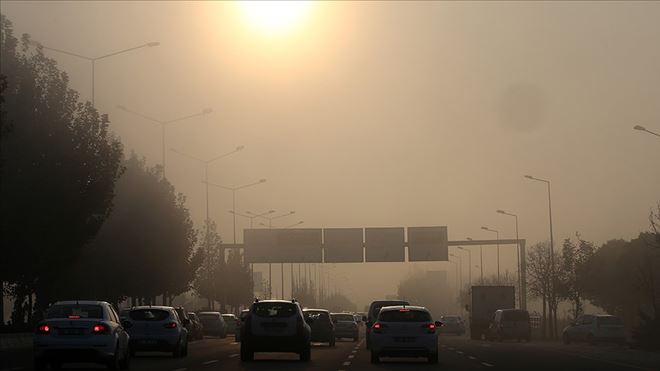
[
  {"left": 304, "top": 309, "right": 335, "bottom": 346},
  {"left": 235, "top": 309, "right": 250, "bottom": 342},
  {"left": 187, "top": 312, "right": 205, "bottom": 340},
  {"left": 240, "top": 299, "right": 312, "bottom": 362}
]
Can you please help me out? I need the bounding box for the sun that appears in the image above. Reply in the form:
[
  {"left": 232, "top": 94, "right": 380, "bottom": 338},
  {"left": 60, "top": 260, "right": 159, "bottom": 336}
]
[{"left": 237, "top": 1, "right": 314, "bottom": 37}]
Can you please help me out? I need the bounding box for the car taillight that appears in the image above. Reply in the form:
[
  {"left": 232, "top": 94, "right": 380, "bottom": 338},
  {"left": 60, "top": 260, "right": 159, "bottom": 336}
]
[
  {"left": 426, "top": 323, "right": 437, "bottom": 334},
  {"left": 164, "top": 322, "right": 178, "bottom": 329},
  {"left": 92, "top": 324, "right": 109, "bottom": 334},
  {"left": 372, "top": 322, "right": 385, "bottom": 333},
  {"left": 68, "top": 315, "right": 81, "bottom": 319},
  {"left": 36, "top": 324, "right": 51, "bottom": 334}
]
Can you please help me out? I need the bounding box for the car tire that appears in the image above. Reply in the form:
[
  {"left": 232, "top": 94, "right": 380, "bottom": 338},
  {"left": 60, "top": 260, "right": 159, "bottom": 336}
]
[
  {"left": 173, "top": 341, "right": 183, "bottom": 358},
  {"left": 300, "top": 345, "right": 311, "bottom": 362},
  {"left": 240, "top": 344, "right": 254, "bottom": 362},
  {"left": 182, "top": 341, "right": 189, "bottom": 357},
  {"left": 34, "top": 358, "right": 46, "bottom": 371},
  {"left": 428, "top": 352, "right": 439, "bottom": 364},
  {"left": 119, "top": 348, "right": 130, "bottom": 370},
  {"left": 370, "top": 351, "right": 380, "bottom": 364}
]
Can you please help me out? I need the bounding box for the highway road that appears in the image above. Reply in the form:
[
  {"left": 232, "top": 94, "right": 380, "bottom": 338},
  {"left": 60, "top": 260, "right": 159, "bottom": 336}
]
[{"left": 2, "top": 333, "right": 659, "bottom": 371}]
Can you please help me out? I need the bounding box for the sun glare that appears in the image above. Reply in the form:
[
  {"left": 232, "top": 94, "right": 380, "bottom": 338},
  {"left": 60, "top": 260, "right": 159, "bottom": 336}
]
[{"left": 237, "top": 1, "right": 314, "bottom": 36}]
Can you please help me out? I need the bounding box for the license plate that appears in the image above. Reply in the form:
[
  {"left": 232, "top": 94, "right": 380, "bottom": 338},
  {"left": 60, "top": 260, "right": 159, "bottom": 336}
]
[
  {"left": 395, "top": 337, "right": 416, "bottom": 343},
  {"left": 60, "top": 328, "right": 84, "bottom": 335}
]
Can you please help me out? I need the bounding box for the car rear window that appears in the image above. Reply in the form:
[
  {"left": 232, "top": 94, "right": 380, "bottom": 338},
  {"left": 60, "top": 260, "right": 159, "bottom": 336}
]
[
  {"left": 129, "top": 309, "right": 170, "bottom": 321},
  {"left": 332, "top": 314, "right": 355, "bottom": 322},
  {"left": 46, "top": 304, "right": 103, "bottom": 319},
  {"left": 597, "top": 316, "right": 622, "bottom": 325},
  {"left": 379, "top": 309, "right": 431, "bottom": 322},
  {"left": 254, "top": 303, "right": 297, "bottom": 318},
  {"left": 305, "top": 311, "right": 330, "bottom": 322},
  {"left": 501, "top": 311, "right": 529, "bottom": 321},
  {"left": 371, "top": 301, "right": 408, "bottom": 317}
]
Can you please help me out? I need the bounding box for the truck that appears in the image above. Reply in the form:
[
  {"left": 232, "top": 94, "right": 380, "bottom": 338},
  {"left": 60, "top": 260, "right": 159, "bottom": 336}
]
[{"left": 467, "top": 286, "right": 515, "bottom": 340}]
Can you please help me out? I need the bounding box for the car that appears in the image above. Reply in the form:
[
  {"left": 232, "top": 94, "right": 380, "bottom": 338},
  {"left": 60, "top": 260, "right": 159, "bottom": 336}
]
[
  {"left": 33, "top": 300, "right": 130, "bottom": 370},
  {"left": 439, "top": 315, "right": 466, "bottom": 335},
  {"left": 331, "top": 312, "right": 359, "bottom": 341},
  {"left": 197, "top": 311, "right": 227, "bottom": 338},
  {"left": 174, "top": 307, "right": 196, "bottom": 340},
  {"left": 240, "top": 299, "right": 311, "bottom": 362},
  {"left": 487, "top": 309, "right": 531, "bottom": 342},
  {"left": 235, "top": 309, "right": 250, "bottom": 342},
  {"left": 303, "top": 309, "right": 335, "bottom": 346},
  {"left": 369, "top": 305, "right": 440, "bottom": 364},
  {"left": 222, "top": 313, "right": 238, "bottom": 334},
  {"left": 124, "top": 306, "right": 189, "bottom": 358},
  {"left": 365, "top": 299, "right": 409, "bottom": 349},
  {"left": 187, "top": 312, "right": 205, "bottom": 340},
  {"left": 562, "top": 314, "right": 626, "bottom": 345}
]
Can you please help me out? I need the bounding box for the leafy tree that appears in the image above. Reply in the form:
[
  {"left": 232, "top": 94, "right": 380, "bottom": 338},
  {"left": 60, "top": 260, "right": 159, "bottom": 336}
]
[
  {"left": 223, "top": 249, "right": 254, "bottom": 313},
  {"left": 194, "top": 220, "right": 224, "bottom": 310},
  {"left": 559, "top": 233, "right": 595, "bottom": 318},
  {"left": 527, "top": 242, "right": 561, "bottom": 338},
  {"left": 0, "top": 15, "right": 123, "bottom": 319}
]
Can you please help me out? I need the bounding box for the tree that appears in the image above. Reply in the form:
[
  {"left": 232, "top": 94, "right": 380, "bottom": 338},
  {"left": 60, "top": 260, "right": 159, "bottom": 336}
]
[
  {"left": 0, "top": 15, "right": 123, "bottom": 319},
  {"left": 527, "top": 242, "right": 561, "bottom": 339},
  {"left": 223, "top": 249, "right": 254, "bottom": 313},
  {"left": 559, "top": 233, "right": 595, "bottom": 318},
  {"left": 648, "top": 204, "right": 660, "bottom": 249},
  {"left": 194, "top": 220, "right": 224, "bottom": 310}
]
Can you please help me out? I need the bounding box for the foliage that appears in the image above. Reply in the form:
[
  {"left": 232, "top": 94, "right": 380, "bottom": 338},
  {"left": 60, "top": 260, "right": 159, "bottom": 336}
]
[
  {"left": 526, "top": 241, "right": 561, "bottom": 338},
  {"left": 224, "top": 249, "right": 254, "bottom": 312},
  {"left": 0, "top": 15, "right": 123, "bottom": 316},
  {"left": 558, "top": 233, "right": 595, "bottom": 318},
  {"left": 193, "top": 220, "right": 224, "bottom": 309}
]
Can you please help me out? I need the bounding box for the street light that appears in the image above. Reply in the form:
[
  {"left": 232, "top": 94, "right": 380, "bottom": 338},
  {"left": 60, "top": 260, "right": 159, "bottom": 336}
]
[
  {"left": 449, "top": 253, "right": 463, "bottom": 290},
  {"left": 117, "top": 105, "right": 213, "bottom": 178},
  {"left": 448, "top": 258, "right": 460, "bottom": 313},
  {"left": 232, "top": 210, "right": 276, "bottom": 228},
  {"left": 457, "top": 246, "right": 472, "bottom": 288},
  {"left": 633, "top": 125, "right": 660, "bottom": 138},
  {"left": 205, "top": 179, "right": 267, "bottom": 244},
  {"left": 481, "top": 226, "right": 500, "bottom": 281},
  {"left": 497, "top": 209, "right": 523, "bottom": 309},
  {"left": 467, "top": 237, "right": 484, "bottom": 284},
  {"left": 283, "top": 221, "right": 304, "bottom": 229},
  {"left": 171, "top": 146, "right": 244, "bottom": 222},
  {"left": 30, "top": 40, "right": 160, "bottom": 106}
]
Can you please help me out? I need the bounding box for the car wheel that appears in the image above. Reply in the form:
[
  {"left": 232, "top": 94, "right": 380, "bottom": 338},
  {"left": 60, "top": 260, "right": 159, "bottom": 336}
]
[
  {"left": 173, "top": 341, "right": 183, "bottom": 358},
  {"left": 182, "top": 341, "right": 189, "bottom": 357},
  {"left": 240, "top": 344, "right": 254, "bottom": 362},
  {"left": 370, "top": 351, "right": 380, "bottom": 364},
  {"left": 300, "top": 345, "right": 311, "bottom": 362},
  {"left": 119, "top": 348, "right": 130, "bottom": 370},
  {"left": 34, "top": 358, "right": 46, "bottom": 371},
  {"left": 428, "top": 352, "right": 439, "bottom": 364}
]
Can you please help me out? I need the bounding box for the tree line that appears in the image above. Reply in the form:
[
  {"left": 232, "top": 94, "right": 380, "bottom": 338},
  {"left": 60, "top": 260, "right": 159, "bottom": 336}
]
[{"left": 0, "top": 15, "right": 253, "bottom": 329}]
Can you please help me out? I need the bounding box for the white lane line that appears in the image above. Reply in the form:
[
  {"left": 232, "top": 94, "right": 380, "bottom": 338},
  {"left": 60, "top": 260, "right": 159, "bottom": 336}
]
[
  {"left": 482, "top": 362, "right": 494, "bottom": 367},
  {"left": 231, "top": 342, "right": 239, "bottom": 345},
  {"left": 348, "top": 354, "right": 355, "bottom": 359},
  {"left": 468, "top": 356, "right": 477, "bottom": 360},
  {"left": 173, "top": 368, "right": 187, "bottom": 371},
  {"left": 229, "top": 353, "right": 239, "bottom": 358},
  {"left": 457, "top": 350, "right": 464, "bottom": 354},
  {"left": 343, "top": 361, "right": 351, "bottom": 366},
  {"left": 448, "top": 347, "right": 455, "bottom": 350},
  {"left": 351, "top": 350, "right": 357, "bottom": 353},
  {"left": 202, "top": 360, "right": 219, "bottom": 365}
]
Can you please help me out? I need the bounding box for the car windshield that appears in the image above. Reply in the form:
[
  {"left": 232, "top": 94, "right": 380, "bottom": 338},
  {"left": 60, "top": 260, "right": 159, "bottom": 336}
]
[
  {"left": 254, "top": 303, "right": 297, "bottom": 318},
  {"left": 129, "top": 309, "right": 170, "bottom": 321},
  {"left": 502, "top": 311, "right": 529, "bottom": 321},
  {"left": 332, "top": 314, "right": 355, "bottom": 322},
  {"left": 46, "top": 304, "right": 103, "bottom": 319},
  {"left": 597, "top": 316, "right": 622, "bottom": 325},
  {"left": 378, "top": 309, "right": 431, "bottom": 322}
]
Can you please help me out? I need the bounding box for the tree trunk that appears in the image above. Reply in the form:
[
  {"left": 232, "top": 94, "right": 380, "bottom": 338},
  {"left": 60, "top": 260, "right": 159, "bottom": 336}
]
[{"left": 542, "top": 293, "right": 547, "bottom": 339}]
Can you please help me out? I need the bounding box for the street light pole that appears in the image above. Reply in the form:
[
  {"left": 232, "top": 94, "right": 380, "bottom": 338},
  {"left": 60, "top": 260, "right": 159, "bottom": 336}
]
[
  {"left": 497, "top": 209, "right": 523, "bottom": 309},
  {"left": 481, "top": 226, "right": 500, "bottom": 281},
  {"left": 467, "top": 237, "right": 483, "bottom": 284},
  {"left": 30, "top": 41, "right": 160, "bottom": 106},
  {"left": 634, "top": 125, "right": 660, "bottom": 138},
  {"left": 457, "top": 246, "right": 472, "bottom": 288},
  {"left": 117, "top": 105, "right": 213, "bottom": 178},
  {"left": 448, "top": 259, "right": 460, "bottom": 313}
]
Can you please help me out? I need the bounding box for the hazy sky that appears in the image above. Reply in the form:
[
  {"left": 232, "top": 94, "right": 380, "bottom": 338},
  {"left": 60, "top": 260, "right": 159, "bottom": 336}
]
[{"left": 2, "top": 1, "right": 659, "bottom": 308}]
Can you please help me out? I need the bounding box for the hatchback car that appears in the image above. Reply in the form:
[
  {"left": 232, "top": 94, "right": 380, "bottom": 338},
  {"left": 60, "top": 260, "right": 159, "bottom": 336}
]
[
  {"left": 487, "top": 309, "right": 531, "bottom": 342},
  {"left": 439, "top": 315, "right": 466, "bottom": 335},
  {"left": 240, "top": 299, "right": 311, "bottom": 362},
  {"left": 222, "top": 313, "right": 238, "bottom": 334},
  {"left": 562, "top": 314, "right": 626, "bottom": 345},
  {"left": 33, "top": 300, "right": 130, "bottom": 370},
  {"left": 304, "top": 309, "right": 336, "bottom": 346},
  {"left": 369, "top": 305, "right": 440, "bottom": 364},
  {"left": 331, "top": 313, "right": 359, "bottom": 341},
  {"left": 366, "top": 299, "right": 409, "bottom": 349},
  {"left": 235, "top": 309, "right": 250, "bottom": 342},
  {"left": 125, "top": 306, "right": 188, "bottom": 357},
  {"left": 197, "top": 311, "right": 227, "bottom": 338}
]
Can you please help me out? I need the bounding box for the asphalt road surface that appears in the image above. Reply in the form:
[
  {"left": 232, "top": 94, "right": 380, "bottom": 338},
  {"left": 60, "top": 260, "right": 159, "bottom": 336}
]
[{"left": 2, "top": 333, "right": 659, "bottom": 371}]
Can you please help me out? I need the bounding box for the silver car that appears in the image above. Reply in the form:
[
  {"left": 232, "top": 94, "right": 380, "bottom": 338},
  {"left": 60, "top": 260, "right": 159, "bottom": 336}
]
[
  {"left": 562, "top": 314, "right": 626, "bottom": 345},
  {"left": 331, "top": 313, "right": 359, "bottom": 341},
  {"left": 198, "top": 311, "right": 227, "bottom": 338},
  {"left": 33, "top": 300, "right": 130, "bottom": 370},
  {"left": 370, "top": 305, "right": 440, "bottom": 364},
  {"left": 125, "top": 306, "right": 189, "bottom": 357}
]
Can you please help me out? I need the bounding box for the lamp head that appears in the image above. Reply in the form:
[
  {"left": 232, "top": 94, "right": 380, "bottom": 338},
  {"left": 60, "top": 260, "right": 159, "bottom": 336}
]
[
  {"left": 633, "top": 125, "right": 646, "bottom": 131},
  {"left": 147, "top": 42, "right": 160, "bottom": 47},
  {"left": 236, "top": 145, "right": 245, "bottom": 151},
  {"left": 259, "top": 178, "right": 267, "bottom": 183},
  {"left": 202, "top": 108, "right": 213, "bottom": 115},
  {"left": 524, "top": 175, "right": 533, "bottom": 179},
  {"left": 496, "top": 209, "right": 505, "bottom": 214}
]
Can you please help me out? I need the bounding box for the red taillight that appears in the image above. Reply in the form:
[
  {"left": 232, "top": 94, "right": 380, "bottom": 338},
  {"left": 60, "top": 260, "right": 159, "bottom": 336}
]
[
  {"left": 399, "top": 309, "right": 410, "bottom": 312},
  {"left": 372, "top": 322, "right": 384, "bottom": 333},
  {"left": 68, "top": 315, "right": 81, "bottom": 319},
  {"left": 92, "top": 324, "right": 108, "bottom": 334},
  {"left": 37, "top": 324, "right": 51, "bottom": 334},
  {"left": 427, "top": 323, "right": 437, "bottom": 333},
  {"left": 164, "top": 322, "right": 177, "bottom": 329}
]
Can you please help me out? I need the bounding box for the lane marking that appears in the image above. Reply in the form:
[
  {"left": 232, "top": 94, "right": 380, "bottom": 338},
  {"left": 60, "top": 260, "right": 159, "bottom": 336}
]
[
  {"left": 448, "top": 347, "right": 455, "bottom": 350},
  {"left": 229, "top": 353, "right": 239, "bottom": 358},
  {"left": 457, "top": 350, "right": 464, "bottom": 354},
  {"left": 173, "top": 369, "right": 187, "bottom": 371},
  {"left": 343, "top": 361, "right": 351, "bottom": 366},
  {"left": 468, "top": 356, "right": 477, "bottom": 360},
  {"left": 348, "top": 354, "right": 355, "bottom": 359},
  {"left": 482, "top": 362, "right": 494, "bottom": 367},
  {"left": 231, "top": 342, "right": 239, "bottom": 345},
  {"left": 351, "top": 350, "right": 357, "bottom": 354},
  {"left": 202, "top": 360, "right": 218, "bottom": 365}
]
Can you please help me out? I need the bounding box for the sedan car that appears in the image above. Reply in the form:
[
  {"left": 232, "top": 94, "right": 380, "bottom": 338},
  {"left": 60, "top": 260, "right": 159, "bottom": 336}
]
[
  {"left": 303, "top": 309, "right": 335, "bottom": 346},
  {"left": 33, "top": 300, "right": 130, "bottom": 370},
  {"left": 198, "top": 312, "right": 227, "bottom": 338},
  {"left": 562, "top": 314, "right": 626, "bottom": 345},
  {"left": 331, "top": 313, "right": 359, "bottom": 341},
  {"left": 125, "top": 306, "right": 188, "bottom": 357},
  {"left": 370, "top": 305, "right": 440, "bottom": 364}
]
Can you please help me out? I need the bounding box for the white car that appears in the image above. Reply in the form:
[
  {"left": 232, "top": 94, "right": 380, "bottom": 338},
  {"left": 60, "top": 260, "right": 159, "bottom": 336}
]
[
  {"left": 125, "top": 306, "right": 189, "bottom": 357},
  {"left": 562, "top": 314, "right": 626, "bottom": 345},
  {"left": 370, "top": 305, "right": 441, "bottom": 364},
  {"left": 33, "top": 300, "right": 130, "bottom": 370}
]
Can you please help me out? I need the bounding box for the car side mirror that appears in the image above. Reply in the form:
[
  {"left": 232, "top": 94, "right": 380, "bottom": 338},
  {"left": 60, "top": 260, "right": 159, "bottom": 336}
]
[{"left": 435, "top": 321, "right": 443, "bottom": 327}]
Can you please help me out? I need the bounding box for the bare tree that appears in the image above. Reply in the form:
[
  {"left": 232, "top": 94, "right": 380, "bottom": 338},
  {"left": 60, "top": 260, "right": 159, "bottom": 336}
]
[{"left": 527, "top": 242, "right": 561, "bottom": 339}]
